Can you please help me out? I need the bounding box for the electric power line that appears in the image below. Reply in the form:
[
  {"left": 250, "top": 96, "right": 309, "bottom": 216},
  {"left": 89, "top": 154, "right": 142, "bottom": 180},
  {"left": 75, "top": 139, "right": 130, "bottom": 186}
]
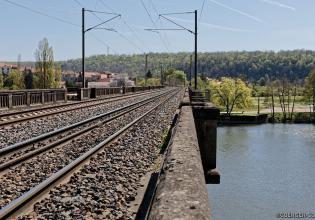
[
  {"left": 122, "top": 20, "right": 153, "bottom": 52},
  {"left": 148, "top": 0, "right": 173, "bottom": 52},
  {"left": 95, "top": 0, "right": 150, "bottom": 52},
  {"left": 199, "top": 0, "right": 206, "bottom": 22},
  {"left": 73, "top": 0, "right": 122, "bottom": 54},
  {"left": 116, "top": 32, "right": 145, "bottom": 53},
  {"left": 89, "top": 33, "right": 119, "bottom": 54},
  {"left": 73, "top": 0, "right": 84, "bottom": 7},
  {"left": 76, "top": 0, "right": 146, "bottom": 53},
  {"left": 140, "top": 0, "right": 170, "bottom": 52},
  {"left": 98, "top": 0, "right": 156, "bottom": 53},
  {"left": 3, "top": 0, "right": 80, "bottom": 27},
  {"left": 98, "top": 0, "right": 116, "bottom": 14}
]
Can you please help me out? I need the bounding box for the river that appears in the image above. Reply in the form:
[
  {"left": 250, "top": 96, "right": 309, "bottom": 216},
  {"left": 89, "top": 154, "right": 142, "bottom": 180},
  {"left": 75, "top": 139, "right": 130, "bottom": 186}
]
[{"left": 207, "top": 124, "right": 315, "bottom": 220}]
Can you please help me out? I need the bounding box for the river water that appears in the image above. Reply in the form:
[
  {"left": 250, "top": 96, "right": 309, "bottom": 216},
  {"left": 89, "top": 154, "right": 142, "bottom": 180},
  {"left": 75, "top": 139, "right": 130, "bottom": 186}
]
[{"left": 207, "top": 124, "right": 315, "bottom": 220}]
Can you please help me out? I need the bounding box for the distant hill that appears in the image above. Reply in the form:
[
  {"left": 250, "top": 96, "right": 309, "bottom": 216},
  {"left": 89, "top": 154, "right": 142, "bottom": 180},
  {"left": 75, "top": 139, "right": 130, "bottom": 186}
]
[
  {"left": 59, "top": 50, "right": 315, "bottom": 82},
  {"left": 4, "top": 50, "right": 315, "bottom": 82}
]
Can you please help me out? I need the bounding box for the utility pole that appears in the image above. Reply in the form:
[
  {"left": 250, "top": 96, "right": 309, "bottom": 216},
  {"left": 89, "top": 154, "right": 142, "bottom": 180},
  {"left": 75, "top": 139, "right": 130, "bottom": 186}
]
[
  {"left": 194, "top": 9, "right": 198, "bottom": 90},
  {"left": 189, "top": 54, "right": 192, "bottom": 86},
  {"left": 107, "top": 46, "right": 109, "bottom": 56},
  {"left": 313, "top": 82, "right": 315, "bottom": 120},
  {"left": 145, "top": 54, "right": 148, "bottom": 77},
  {"left": 82, "top": 8, "right": 85, "bottom": 88},
  {"left": 160, "top": 63, "right": 163, "bottom": 85},
  {"left": 145, "top": 10, "right": 198, "bottom": 88},
  {"left": 81, "top": 8, "right": 120, "bottom": 88}
]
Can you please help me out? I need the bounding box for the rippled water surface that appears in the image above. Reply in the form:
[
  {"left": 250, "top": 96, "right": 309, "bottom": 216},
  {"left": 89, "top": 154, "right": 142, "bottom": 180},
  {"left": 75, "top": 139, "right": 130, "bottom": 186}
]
[{"left": 207, "top": 124, "right": 315, "bottom": 220}]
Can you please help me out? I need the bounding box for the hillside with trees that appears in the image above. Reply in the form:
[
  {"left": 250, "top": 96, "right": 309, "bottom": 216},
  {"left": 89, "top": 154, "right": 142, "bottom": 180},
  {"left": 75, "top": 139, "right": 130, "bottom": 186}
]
[{"left": 59, "top": 50, "right": 315, "bottom": 82}]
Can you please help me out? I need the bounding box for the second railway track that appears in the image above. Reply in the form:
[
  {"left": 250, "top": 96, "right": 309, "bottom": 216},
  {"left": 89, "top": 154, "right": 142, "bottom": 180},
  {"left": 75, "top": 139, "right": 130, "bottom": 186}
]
[
  {"left": 0, "top": 89, "right": 174, "bottom": 172},
  {"left": 0, "top": 89, "right": 166, "bottom": 148},
  {"left": 0, "top": 90, "right": 162, "bottom": 127}
]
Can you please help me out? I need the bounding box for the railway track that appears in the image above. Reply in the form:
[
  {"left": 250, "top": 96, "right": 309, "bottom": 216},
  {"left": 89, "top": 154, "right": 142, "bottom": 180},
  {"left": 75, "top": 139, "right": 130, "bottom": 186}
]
[
  {"left": 0, "top": 90, "right": 167, "bottom": 149},
  {"left": 0, "top": 89, "right": 172, "bottom": 172},
  {"left": 0, "top": 90, "right": 162, "bottom": 127},
  {"left": 0, "top": 88, "right": 182, "bottom": 219}
]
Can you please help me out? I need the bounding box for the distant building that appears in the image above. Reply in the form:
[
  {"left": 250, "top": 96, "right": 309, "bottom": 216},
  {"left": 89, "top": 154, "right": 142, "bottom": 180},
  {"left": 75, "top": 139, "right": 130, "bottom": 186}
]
[
  {"left": 62, "top": 71, "right": 79, "bottom": 84},
  {"left": 62, "top": 70, "right": 135, "bottom": 88}
]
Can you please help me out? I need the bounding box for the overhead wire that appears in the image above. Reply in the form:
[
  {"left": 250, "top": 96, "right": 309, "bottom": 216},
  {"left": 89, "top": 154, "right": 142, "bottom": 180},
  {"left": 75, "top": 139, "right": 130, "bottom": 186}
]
[
  {"left": 73, "top": 0, "right": 121, "bottom": 54},
  {"left": 97, "top": 0, "right": 150, "bottom": 53},
  {"left": 140, "top": 0, "right": 170, "bottom": 52},
  {"left": 3, "top": 0, "right": 120, "bottom": 59},
  {"left": 148, "top": 0, "right": 173, "bottom": 52},
  {"left": 75, "top": 0, "right": 145, "bottom": 53},
  {"left": 3, "top": 0, "right": 80, "bottom": 27},
  {"left": 199, "top": 0, "right": 206, "bottom": 23}
]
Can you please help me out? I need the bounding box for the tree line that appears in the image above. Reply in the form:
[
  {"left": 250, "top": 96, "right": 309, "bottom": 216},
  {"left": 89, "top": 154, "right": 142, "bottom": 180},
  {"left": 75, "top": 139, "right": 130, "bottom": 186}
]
[
  {"left": 198, "top": 69, "right": 315, "bottom": 122},
  {"left": 59, "top": 50, "right": 315, "bottom": 82}
]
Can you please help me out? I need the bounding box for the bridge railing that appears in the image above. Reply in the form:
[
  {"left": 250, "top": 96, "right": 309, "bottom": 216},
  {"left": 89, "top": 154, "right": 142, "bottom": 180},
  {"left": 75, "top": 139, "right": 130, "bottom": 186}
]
[
  {"left": 0, "top": 89, "right": 67, "bottom": 109},
  {"left": 72, "top": 86, "right": 165, "bottom": 101}
]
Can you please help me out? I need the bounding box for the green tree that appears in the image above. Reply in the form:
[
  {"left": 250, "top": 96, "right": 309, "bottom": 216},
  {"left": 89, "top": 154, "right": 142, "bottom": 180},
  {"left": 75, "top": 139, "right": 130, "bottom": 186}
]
[
  {"left": 165, "top": 70, "right": 186, "bottom": 86},
  {"left": 210, "top": 77, "right": 252, "bottom": 115},
  {"left": 136, "top": 77, "right": 160, "bottom": 86},
  {"left": 0, "top": 73, "right": 3, "bottom": 89},
  {"left": 304, "top": 69, "right": 315, "bottom": 118},
  {"left": 54, "top": 65, "right": 62, "bottom": 88},
  {"left": 136, "top": 78, "right": 146, "bottom": 86},
  {"left": 7, "top": 70, "right": 25, "bottom": 89},
  {"left": 146, "top": 78, "right": 161, "bottom": 86},
  {"left": 59, "top": 50, "right": 315, "bottom": 82},
  {"left": 305, "top": 69, "right": 315, "bottom": 98},
  {"left": 35, "top": 38, "right": 54, "bottom": 89}
]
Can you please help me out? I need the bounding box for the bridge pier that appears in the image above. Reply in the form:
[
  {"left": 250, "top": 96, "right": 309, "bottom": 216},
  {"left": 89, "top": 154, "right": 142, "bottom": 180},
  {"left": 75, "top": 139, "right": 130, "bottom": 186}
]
[{"left": 192, "top": 104, "right": 220, "bottom": 184}]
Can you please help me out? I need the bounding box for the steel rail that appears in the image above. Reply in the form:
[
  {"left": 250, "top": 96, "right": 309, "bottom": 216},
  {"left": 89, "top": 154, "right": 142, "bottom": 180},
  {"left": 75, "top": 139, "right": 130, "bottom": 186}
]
[
  {"left": 0, "top": 90, "right": 173, "bottom": 171},
  {"left": 0, "top": 89, "right": 171, "bottom": 156},
  {"left": 0, "top": 90, "right": 162, "bottom": 126},
  {"left": 0, "top": 90, "right": 153, "bottom": 118},
  {"left": 0, "top": 89, "right": 178, "bottom": 219}
]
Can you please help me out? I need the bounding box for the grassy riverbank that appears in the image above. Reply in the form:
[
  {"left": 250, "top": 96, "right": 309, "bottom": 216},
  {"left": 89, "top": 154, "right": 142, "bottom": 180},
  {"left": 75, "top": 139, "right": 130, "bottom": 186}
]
[
  {"left": 219, "top": 112, "right": 314, "bottom": 124},
  {"left": 268, "top": 112, "right": 315, "bottom": 123}
]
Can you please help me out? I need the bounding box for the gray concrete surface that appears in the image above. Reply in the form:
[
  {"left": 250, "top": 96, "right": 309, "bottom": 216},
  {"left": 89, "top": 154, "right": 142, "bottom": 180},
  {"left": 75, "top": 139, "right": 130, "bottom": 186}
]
[{"left": 148, "top": 106, "right": 211, "bottom": 220}]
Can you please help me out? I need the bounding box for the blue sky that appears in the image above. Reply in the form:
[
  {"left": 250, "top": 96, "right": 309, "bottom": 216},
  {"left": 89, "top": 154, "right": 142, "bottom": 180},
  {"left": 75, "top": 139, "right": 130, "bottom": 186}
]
[{"left": 0, "top": 0, "right": 314, "bottom": 61}]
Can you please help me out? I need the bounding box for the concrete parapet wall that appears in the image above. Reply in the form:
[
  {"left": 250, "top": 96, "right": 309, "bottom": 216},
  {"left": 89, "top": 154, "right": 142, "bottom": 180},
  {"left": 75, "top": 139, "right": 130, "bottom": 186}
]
[
  {"left": 148, "top": 106, "right": 211, "bottom": 220},
  {"left": 0, "top": 89, "right": 67, "bottom": 109}
]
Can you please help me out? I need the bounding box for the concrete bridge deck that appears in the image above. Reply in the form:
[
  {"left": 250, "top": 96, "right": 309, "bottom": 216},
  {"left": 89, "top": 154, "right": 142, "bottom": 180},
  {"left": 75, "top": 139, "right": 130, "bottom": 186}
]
[{"left": 148, "top": 89, "right": 220, "bottom": 220}]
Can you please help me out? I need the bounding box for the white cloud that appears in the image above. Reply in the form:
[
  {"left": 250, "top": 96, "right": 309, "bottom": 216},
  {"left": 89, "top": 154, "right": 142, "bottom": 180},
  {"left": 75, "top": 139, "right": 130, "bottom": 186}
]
[
  {"left": 169, "top": 17, "right": 255, "bottom": 33},
  {"left": 207, "top": 0, "right": 263, "bottom": 23},
  {"left": 260, "top": 0, "right": 296, "bottom": 11}
]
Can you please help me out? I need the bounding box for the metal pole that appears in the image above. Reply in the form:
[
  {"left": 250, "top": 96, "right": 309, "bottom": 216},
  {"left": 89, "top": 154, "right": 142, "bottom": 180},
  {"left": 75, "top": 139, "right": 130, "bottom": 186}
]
[
  {"left": 160, "top": 63, "right": 163, "bottom": 86},
  {"left": 145, "top": 54, "right": 148, "bottom": 75},
  {"left": 189, "top": 54, "right": 192, "bottom": 86},
  {"left": 82, "top": 8, "right": 85, "bottom": 88},
  {"left": 313, "top": 82, "right": 315, "bottom": 120},
  {"left": 194, "top": 10, "right": 198, "bottom": 90}
]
